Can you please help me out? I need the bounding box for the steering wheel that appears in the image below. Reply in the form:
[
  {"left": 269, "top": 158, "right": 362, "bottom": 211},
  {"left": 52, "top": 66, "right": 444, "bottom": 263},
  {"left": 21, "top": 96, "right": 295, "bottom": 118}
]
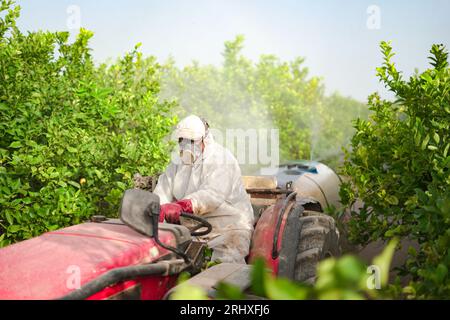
[{"left": 180, "top": 212, "right": 212, "bottom": 236}]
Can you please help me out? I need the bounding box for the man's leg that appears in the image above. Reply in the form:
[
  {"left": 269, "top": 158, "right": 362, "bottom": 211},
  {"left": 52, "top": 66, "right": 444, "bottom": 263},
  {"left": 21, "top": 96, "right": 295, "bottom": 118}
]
[{"left": 210, "top": 230, "right": 252, "bottom": 264}]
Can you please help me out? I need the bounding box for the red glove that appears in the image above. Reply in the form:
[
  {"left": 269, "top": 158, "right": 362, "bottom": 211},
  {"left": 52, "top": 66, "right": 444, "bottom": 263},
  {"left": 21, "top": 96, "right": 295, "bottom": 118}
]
[
  {"left": 176, "top": 199, "right": 193, "bottom": 214},
  {"left": 159, "top": 199, "right": 193, "bottom": 224},
  {"left": 159, "top": 203, "right": 182, "bottom": 224}
]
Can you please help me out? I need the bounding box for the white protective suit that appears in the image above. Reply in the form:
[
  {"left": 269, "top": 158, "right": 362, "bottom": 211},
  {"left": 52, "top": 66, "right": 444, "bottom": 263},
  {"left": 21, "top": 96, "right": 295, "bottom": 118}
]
[{"left": 153, "top": 131, "right": 254, "bottom": 264}]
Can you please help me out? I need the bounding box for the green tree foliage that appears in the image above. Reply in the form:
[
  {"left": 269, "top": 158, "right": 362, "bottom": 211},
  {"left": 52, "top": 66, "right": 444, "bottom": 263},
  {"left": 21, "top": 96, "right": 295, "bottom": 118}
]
[
  {"left": 161, "top": 35, "right": 367, "bottom": 168},
  {"left": 340, "top": 41, "right": 450, "bottom": 298},
  {"left": 0, "top": 0, "right": 176, "bottom": 246}
]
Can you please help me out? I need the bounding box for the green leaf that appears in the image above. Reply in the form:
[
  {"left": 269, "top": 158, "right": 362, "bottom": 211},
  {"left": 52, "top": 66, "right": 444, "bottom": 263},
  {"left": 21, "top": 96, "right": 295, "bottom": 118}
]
[
  {"left": 318, "top": 289, "right": 365, "bottom": 300},
  {"left": 372, "top": 238, "right": 398, "bottom": 287},
  {"left": 94, "top": 169, "right": 102, "bottom": 179},
  {"left": 445, "top": 106, "right": 450, "bottom": 114},
  {"left": 66, "top": 146, "right": 77, "bottom": 153},
  {"left": 9, "top": 141, "right": 22, "bottom": 148},
  {"left": 265, "top": 277, "right": 309, "bottom": 300},
  {"left": 215, "top": 282, "right": 245, "bottom": 300},
  {"left": 315, "top": 257, "right": 338, "bottom": 291},
  {"left": 421, "top": 73, "right": 432, "bottom": 82},
  {"left": 57, "top": 181, "right": 67, "bottom": 187},
  {"left": 116, "top": 181, "right": 127, "bottom": 190},
  {"left": 251, "top": 258, "right": 267, "bottom": 297},
  {"left": 8, "top": 225, "right": 21, "bottom": 233},
  {"left": 433, "top": 264, "right": 448, "bottom": 284},
  {"left": 68, "top": 181, "right": 81, "bottom": 189},
  {"left": 421, "top": 134, "right": 430, "bottom": 150},
  {"left": 335, "top": 255, "right": 366, "bottom": 284},
  {"left": 433, "top": 132, "right": 440, "bottom": 144},
  {"left": 386, "top": 195, "right": 399, "bottom": 205},
  {"left": 5, "top": 212, "right": 14, "bottom": 225},
  {"left": 415, "top": 188, "right": 428, "bottom": 203},
  {"left": 170, "top": 282, "right": 208, "bottom": 300},
  {"left": 443, "top": 144, "right": 450, "bottom": 157},
  {"left": 408, "top": 246, "right": 417, "bottom": 257}
]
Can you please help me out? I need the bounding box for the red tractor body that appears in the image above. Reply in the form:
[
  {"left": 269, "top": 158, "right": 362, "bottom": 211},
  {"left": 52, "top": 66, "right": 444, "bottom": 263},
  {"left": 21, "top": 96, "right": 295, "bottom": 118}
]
[{"left": 0, "top": 222, "right": 184, "bottom": 299}]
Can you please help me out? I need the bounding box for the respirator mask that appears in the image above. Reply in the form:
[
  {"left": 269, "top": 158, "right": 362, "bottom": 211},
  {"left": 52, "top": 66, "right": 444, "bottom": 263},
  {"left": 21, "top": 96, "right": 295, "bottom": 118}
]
[{"left": 179, "top": 138, "right": 203, "bottom": 165}]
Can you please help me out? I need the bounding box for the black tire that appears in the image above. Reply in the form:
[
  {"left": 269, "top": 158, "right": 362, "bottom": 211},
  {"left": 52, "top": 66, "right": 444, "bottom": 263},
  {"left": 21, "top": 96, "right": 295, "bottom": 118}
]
[{"left": 294, "top": 210, "right": 340, "bottom": 284}]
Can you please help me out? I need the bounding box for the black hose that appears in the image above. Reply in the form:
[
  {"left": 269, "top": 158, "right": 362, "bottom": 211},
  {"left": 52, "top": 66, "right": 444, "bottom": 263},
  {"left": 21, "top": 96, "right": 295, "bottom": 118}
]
[
  {"left": 153, "top": 213, "right": 211, "bottom": 261},
  {"left": 59, "top": 261, "right": 181, "bottom": 300},
  {"left": 151, "top": 212, "right": 211, "bottom": 263},
  {"left": 154, "top": 235, "right": 191, "bottom": 264},
  {"left": 180, "top": 212, "right": 212, "bottom": 236},
  {"left": 147, "top": 205, "right": 191, "bottom": 264}
]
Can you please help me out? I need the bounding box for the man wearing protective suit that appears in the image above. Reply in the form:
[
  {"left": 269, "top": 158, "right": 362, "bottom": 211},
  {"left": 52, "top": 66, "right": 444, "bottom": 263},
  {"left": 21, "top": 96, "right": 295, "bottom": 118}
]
[{"left": 153, "top": 115, "right": 254, "bottom": 264}]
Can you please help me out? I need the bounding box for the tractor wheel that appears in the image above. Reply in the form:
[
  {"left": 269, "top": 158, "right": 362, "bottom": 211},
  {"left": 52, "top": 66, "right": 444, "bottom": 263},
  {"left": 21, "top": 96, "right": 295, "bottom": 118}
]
[{"left": 294, "top": 210, "right": 340, "bottom": 284}]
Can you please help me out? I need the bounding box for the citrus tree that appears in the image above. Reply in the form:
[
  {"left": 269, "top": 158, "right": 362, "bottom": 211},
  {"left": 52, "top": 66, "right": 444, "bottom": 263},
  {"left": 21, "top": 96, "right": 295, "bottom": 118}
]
[
  {"left": 340, "top": 42, "right": 450, "bottom": 298},
  {"left": 0, "top": 0, "right": 176, "bottom": 246}
]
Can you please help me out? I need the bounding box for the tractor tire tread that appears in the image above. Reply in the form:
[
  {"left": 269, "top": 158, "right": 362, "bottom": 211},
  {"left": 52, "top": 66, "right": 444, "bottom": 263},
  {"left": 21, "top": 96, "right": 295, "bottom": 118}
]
[{"left": 294, "top": 210, "right": 340, "bottom": 283}]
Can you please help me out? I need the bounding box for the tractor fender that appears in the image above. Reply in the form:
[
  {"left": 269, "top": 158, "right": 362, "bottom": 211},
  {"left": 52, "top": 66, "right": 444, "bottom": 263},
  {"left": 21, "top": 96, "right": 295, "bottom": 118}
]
[
  {"left": 291, "top": 163, "right": 342, "bottom": 211},
  {"left": 248, "top": 193, "right": 302, "bottom": 278}
]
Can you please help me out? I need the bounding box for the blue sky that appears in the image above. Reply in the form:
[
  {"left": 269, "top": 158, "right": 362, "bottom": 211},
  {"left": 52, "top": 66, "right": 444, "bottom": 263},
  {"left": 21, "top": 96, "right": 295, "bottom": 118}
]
[{"left": 14, "top": 0, "right": 450, "bottom": 101}]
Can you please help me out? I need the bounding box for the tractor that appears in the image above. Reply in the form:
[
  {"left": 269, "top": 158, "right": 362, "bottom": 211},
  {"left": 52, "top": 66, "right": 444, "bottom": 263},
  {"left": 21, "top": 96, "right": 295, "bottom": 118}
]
[{"left": 0, "top": 161, "right": 341, "bottom": 300}]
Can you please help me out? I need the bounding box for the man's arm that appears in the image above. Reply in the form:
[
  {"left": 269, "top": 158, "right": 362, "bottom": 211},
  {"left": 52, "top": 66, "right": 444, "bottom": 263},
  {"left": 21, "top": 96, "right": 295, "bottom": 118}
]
[
  {"left": 184, "top": 163, "right": 234, "bottom": 215},
  {"left": 153, "top": 163, "right": 176, "bottom": 204}
]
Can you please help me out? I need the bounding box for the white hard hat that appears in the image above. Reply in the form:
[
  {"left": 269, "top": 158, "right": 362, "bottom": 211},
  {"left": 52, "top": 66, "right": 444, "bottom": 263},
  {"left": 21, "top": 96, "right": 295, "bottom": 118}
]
[{"left": 175, "top": 115, "right": 206, "bottom": 141}]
